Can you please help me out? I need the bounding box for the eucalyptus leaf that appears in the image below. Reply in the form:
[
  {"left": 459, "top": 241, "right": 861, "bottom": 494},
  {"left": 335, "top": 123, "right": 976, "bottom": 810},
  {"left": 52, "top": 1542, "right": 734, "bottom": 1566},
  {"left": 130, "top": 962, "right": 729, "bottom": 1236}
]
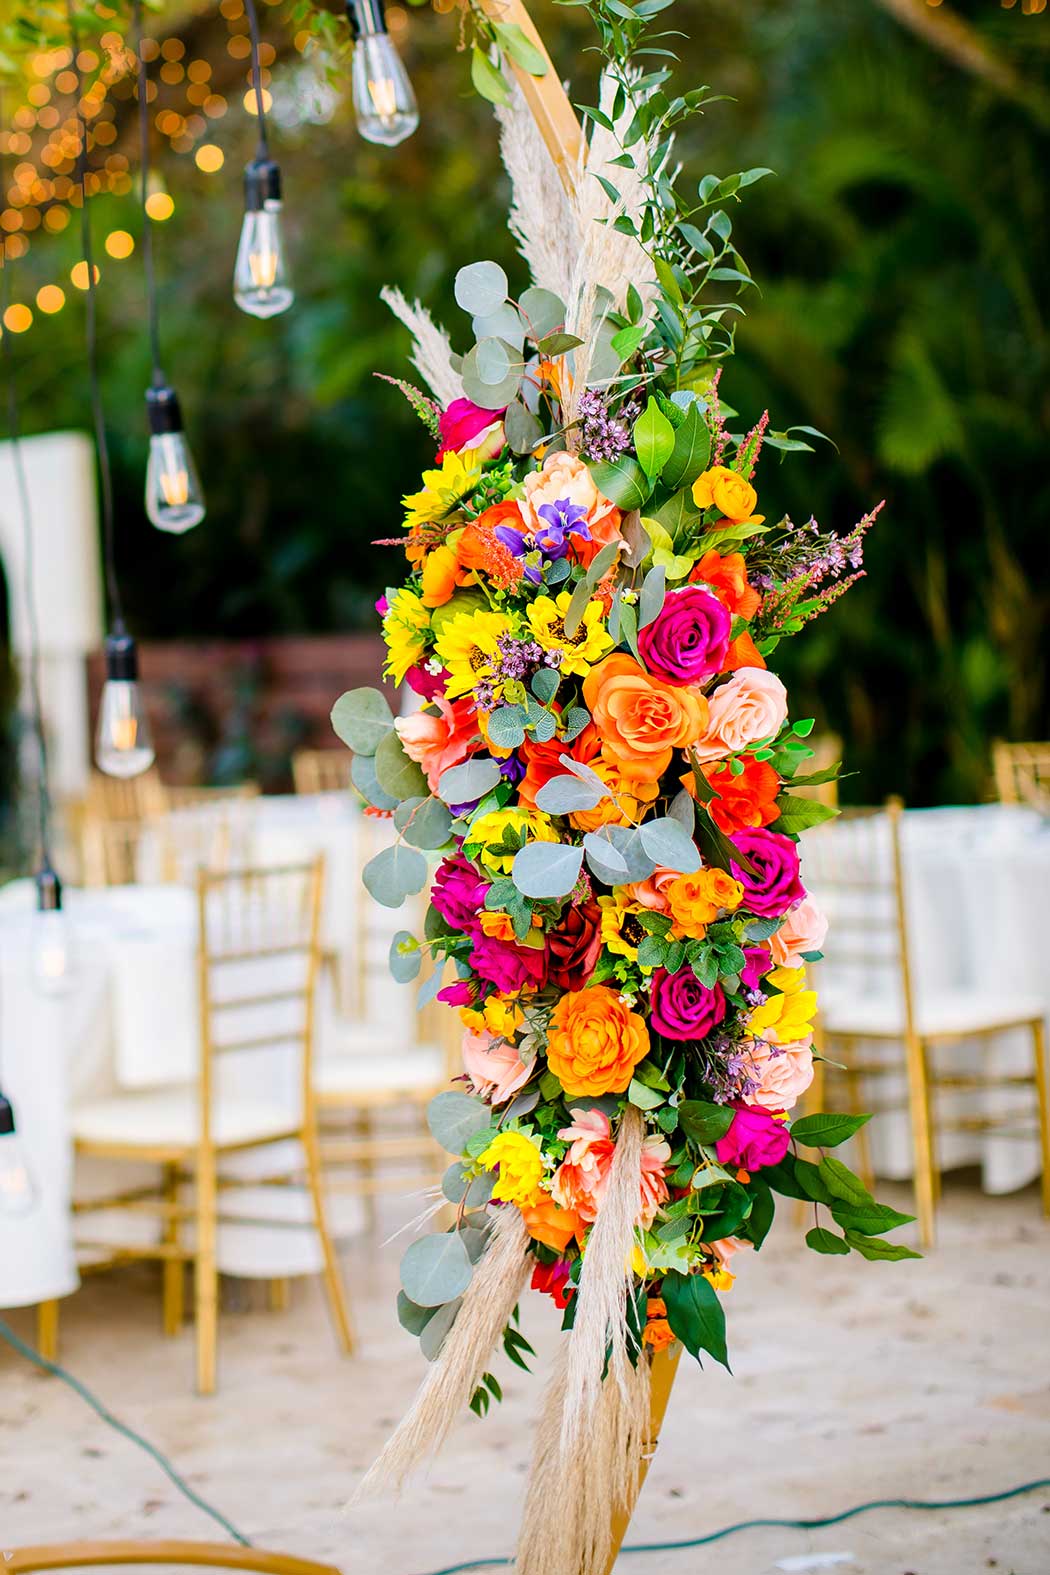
[
  {"left": 350, "top": 751, "right": 399, "bottom": 812},
  {"left": 638, "top": 816, "right": 702, "bottom": 873},
  {"left": 472, "top": 303, "right": 525, "bottom": 350},
  {"left": 438, "top": 757, "right": 503, "bottom": 804},
  {"left": 462, "top": 345, "right": 522, "bottom": 409},
  {"left": 400, "top": 1233, "right": 473, "bottom": 1308},
  {"left": 604, "top": 824, "right": 657, "bottom": 881},
  {"left": 427, "top": 1090, "right": 492, "bottom": 1152},
  {"left": 441, "top": 1164, "right": 498, "bottom": 1209},
  {"left": 330, "top": 686, "right": 394, "bottom": 756},
  {"left": 583, "top": 832, "right": 631, "bottom": 884},
  {"left": 420, "top": 1296, "right": 464, "bottom": 1361},
  {"left": 398, "top": 796, "right": 454, "bottom": 850},
  {"left": 511, "top": 840, "right": 583, "bottom": 899},
  {"left": 375, "top": 729, "right": 429, "bottom": 800},
  {"left": 388, "top": 930, "right": 422, "bottom": 983},
  {"left": 397, "top": 1290, "right": 437, "bottom": 1336},
  {"left": 535, "top": 774, "right": 607, "bottom": 814},
  {"left": 486, "top": 706, "right": 527, "bottom": 751},
  {"left": 454, "top": 260, "right": 509, "bottom": 317},
  {"left": 519, "top": 286, "right": 565, "bottom": 340},
  {"left": 530, "top": 667, "right": 560, "bottom": 705},
  {"left": 362, "top": 844, "right": 428, "bottom": 909},
  {"left": 638, "top": 563, "right": 667, "bottom": 629},
  {"left": 475, "top": 336, "right": 516, "bottom": 385},
  {"left": 504, "top": 399, "right": 544, "bottom": 455}
]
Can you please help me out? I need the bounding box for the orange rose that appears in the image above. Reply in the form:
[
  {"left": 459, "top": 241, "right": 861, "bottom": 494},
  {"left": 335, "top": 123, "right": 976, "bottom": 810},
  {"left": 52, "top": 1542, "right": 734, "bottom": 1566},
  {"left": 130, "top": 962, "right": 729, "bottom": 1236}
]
[
  {"left": 691, "top": 466, "right": 758, "bottom": 523},
  {"left": 582, "top": 655, "right": 708, "bottom": 782},
  {"left": 643, "top": 1296, "right": 676, "bottom": 1352},
  {"left": 568, "top": 757, "right": 660, "bottom": 832},
  {"left": 690, "top": 549, "right": 761, "bottom": 621},
  {"left": 666, "top": 867, "right": 744, "bottom": 939},
  {"left": 518, "top": 1194, "right": 583, "bottom": 1252},
  {"left": 546, "top": 985, "right": 650, "bottom": 1096},
  {"left": 724, "top": 628, "right": 766, "bottom": 671},
  {"left": 517, "top": 720, "right": 601, "bottom": 809},
  {"left": 700, "top": 757, "right": 781, "bottom": 835},
  {"left": 420, "top": 544, "right": 465, "bottom": 608}
]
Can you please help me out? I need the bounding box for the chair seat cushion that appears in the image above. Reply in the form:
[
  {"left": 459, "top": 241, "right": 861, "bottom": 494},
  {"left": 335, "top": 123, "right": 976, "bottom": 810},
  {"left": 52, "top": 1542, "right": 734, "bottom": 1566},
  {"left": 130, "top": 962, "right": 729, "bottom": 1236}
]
[
  {"left": 73, "top": 1088, "right": 296, "bottom": 1150},
  {"left": 314, "top": 1046, "right": 446, "bottom": 1097},
  {"left": 822, "top": 988, "right": 1045, "bottom": 1039}
]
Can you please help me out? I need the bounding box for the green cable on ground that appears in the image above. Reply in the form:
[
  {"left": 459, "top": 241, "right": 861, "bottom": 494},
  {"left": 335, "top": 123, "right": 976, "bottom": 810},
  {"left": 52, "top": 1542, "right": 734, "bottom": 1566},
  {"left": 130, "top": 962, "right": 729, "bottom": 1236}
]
[
  {"left": 412, "top": 1474, "right": 1050, "bottom": 1575},
  {"left": 0, "top": 1317, "right": 252, "bottom": 1548}
]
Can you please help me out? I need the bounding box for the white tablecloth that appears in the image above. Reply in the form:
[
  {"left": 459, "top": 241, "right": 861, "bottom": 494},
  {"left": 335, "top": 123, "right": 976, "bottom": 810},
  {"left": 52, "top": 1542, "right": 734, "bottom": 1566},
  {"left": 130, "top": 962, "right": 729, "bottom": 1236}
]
[{"left": 805, "top": 805, "right": 1050, "bottom": 1193}]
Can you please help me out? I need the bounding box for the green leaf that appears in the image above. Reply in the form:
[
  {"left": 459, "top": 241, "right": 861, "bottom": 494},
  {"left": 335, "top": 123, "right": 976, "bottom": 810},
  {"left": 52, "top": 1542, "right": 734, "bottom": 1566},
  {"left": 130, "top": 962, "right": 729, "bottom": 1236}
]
[
  {"left": 438, "top": 757, "right": 504, "bottom": 804},
  {"left": 762, "top": 1157, "right": 808, "bottom": 1200},
  {"left": 388, "top": 930, "right": 421, "bottom": 983},
  {"left": 374, "top": 730, "right": 429, "bottom": 800},
  {"left": 633, "top": 396, "right": 676, "bottom": 480},
  {"left": 638, "top": 816, "right": 702, "bottom": 874},
  {"left": 396, "top": 796, "right": 454, "bottom": 850},
  {"left": 627, "top": 1078, "right": 665, "bottom": 1110},
  {"left": 831, "top": 1203, "right": 916, "bottom": 1237},
  {"left": 662, "top": 1270, "right": 730, "bottom": 1370},
  {"left": 818, "top": 1156, "right": 874, "bottom": 1209},
  {"left": 420, "top": 1296, "right": 463, "bottom": 1361},
  {"left": 362, "top": 844, "right": 428, "bottom": 909},
  {"left": 678, "top": 1100, "right": 734, "bottom": 1143},
  {"left": 588, "top": 456, "right": 651, "bottom": 511},
  {"left": 790, "top": 1112, "right": 872, "bottom": 1149},
  {"left": 330, "top": 687, "right": 394, "bottom": 756},
  {"left": 660, "top": 401, "right": 711, "bottom": 491},
  {"left": 350, "top": 752, "right": 398, "bottom": 812},
  {"left": 512, "top": 840, "right": 583, "bottom": 899},
  {"left": 491, "top": 19, "right": 548, "bottom": 75},
  {"left": 536, "top": 331, "right": 585, "bottom": 357},
  {"left": 504, "top": 399, "right": 543, "bottom": 455},
  {"left": 530, "top": 667, "right": 560, "bottom": 706},
  {"left": 454, "top": 259, "right": 509, "bottom": 316},
  {"left": 638, "top": 564, "right": 666, "bottom": 630},
  {"left": 397, "top": 1290, "right": 437, "bottom": 1335},
  {"left": 400, "top": 1233, "right": 473, "bottom": 1307},
  {"left": 843, "top": 1232, "right": 922, "bottom": 1262},
  {"left": 745, "top": 1178, "right": 775, "bottom": 1249},
  {"left": 486, "top": 705, "right": 527, "bottom": 751},
  {"left": 535, "top": 774, "right": 606, "bottom": 814},
  {"left": 519, "top": 287, "right": 565, "bottom": 339},
  {"left": 583, "top": 832, "right": 631, "bottom": 885},
  {"left": 427, "top": 1091, "right": 492, "bottom": 1152},
  {"left": 470, "top": 44, "right": 511, "bottom": 105},
  {"left": 806, "top": 1227, "right": 850, "bottom": 1256},
  {"left": 772, "top": 794, "right": 839, "bottom": 835},
  {"left": 441, "top": 1163, "right": 497, "bottom": 1209}
]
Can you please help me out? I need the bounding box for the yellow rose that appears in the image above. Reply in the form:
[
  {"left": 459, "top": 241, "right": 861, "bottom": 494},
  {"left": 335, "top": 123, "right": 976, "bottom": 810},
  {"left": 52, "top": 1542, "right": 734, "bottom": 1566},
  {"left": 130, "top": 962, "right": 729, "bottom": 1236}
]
[
  {"left": 691, "top": 465, "right": 758, "bottom": 523},
  {"left": 748, "top": 965, "right": 818, "bottom": 1044},
  {"left": 479, "top": 1130, "right": 545, "bottom": 1206}
]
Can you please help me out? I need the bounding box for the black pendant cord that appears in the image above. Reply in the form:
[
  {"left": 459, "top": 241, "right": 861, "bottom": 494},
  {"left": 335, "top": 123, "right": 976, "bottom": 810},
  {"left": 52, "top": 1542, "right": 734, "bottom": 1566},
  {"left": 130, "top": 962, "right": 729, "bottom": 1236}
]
[
  {"left": 244, "top": 0, "right": 271, "bottom": 162},
  {"left": 0, "top": 90, "right": 53, "bottom": 872},
  {"left": 67, "top": 0, "right": 124, "bottom": 631},
  {"left": 132, "top": 0, "right": 164, "bottom": 387}
]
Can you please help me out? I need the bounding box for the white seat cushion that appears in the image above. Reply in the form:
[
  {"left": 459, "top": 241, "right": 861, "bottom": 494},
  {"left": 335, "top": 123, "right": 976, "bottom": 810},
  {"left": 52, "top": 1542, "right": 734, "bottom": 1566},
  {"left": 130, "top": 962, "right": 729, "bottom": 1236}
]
[
  {"left": 73, "top": 1088, "right": 296, "bottom": 1149},
  {"left": 822, "top": 989, "right": 1045, "bottom": 1039},
  {"left": 314, "top": 1045, "right": 446, "bottom": 1097}
]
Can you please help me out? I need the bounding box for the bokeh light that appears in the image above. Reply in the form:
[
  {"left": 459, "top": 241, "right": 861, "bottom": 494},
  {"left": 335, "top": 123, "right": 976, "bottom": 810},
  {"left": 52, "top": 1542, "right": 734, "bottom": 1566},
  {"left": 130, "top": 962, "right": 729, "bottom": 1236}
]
[
  {"left": 105, "top": 229, "right": 135, "bottom": 258},
  {"left": 70, "top": 260, "right": 101, "bottom": 289},
  {"left": 3, "top": 304, "right": 33, "bottom": 333},
  {"left": 243, "top": 88, "right": 273, "bottom": 116},
  {"left": 195, "top": 143, "right": 225, "bottom": 173},
  {"left": 36, "top": 284, "right": 66, "bottom": 314},
  {"left": 145, "top": 191, "right": 175, "bottom": 221}
]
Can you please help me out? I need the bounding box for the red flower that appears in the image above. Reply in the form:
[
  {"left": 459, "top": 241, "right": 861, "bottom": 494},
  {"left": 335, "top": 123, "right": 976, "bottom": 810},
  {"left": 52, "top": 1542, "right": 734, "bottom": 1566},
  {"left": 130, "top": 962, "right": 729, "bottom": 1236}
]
[
  {"left": 546, "top": 900, "right": 603, "bottom": 991},
  {"left": 702, "top": 757, "right": 781, "bottom": 835},
  {"left": 531, "top": 1258, "right": 574, "bottom": 1310}
]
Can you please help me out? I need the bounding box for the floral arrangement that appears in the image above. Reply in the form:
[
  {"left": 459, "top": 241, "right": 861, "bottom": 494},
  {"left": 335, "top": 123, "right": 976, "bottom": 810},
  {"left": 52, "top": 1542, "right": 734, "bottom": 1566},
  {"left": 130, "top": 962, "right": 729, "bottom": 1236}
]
[{"left": 339, "top": 6, "right": 913, "bottom": 1568}]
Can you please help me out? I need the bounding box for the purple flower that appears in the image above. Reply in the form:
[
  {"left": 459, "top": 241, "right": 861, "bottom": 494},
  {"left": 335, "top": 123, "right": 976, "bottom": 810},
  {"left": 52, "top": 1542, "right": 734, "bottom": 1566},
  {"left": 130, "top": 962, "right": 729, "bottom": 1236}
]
[
  {"left": 468, "top": 932, "right": 547, "bottom": 993},
  {"left": 430, "top": 855, "right": 489, "bottom": 934},
  {"left": 649, "top": 968, "right": 726, "bottom": 1041},
  {"left": 729, "top": 829, "right": 806, "bottom": 919},
  {"left": 578, "top": 390, "right": 641, "bottom": 462},
  {"left": 637, "top": 585, "right": 732, "bottom": 686},
  {"left": 494, "top": 495, "right": 591, "bottom": 583}
]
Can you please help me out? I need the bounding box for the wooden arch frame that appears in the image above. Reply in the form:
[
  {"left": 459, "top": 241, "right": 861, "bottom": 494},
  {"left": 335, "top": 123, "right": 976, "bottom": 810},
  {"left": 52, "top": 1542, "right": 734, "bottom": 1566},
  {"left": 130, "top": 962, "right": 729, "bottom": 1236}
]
[{"left": 473, "top": 0, "right": 585, "bottom": 191}]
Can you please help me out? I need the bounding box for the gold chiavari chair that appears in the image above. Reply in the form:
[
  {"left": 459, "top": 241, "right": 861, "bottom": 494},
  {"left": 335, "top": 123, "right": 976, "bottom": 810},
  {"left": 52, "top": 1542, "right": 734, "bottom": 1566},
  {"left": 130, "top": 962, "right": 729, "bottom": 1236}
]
[
  {"left": 292, "top": 749, "right": 353, "bottom": 796},
  {"left": 2, "top": 1542, "right": 342, "bottom": 1575},
  {"left": 805, "top": 731, "right": 842, "bottom": 810},
  {"left": 992, "top": 740, "right": 1050, "bottom": 810},
  {"left": 53, "top": 857, "right": 352, "bottom": 1393},
  {"left": 79, "top": 780, "right": 260, "bottom": 888},
  {"left": 804, "top": 799, "right": 1049, "bottom": 1248}
]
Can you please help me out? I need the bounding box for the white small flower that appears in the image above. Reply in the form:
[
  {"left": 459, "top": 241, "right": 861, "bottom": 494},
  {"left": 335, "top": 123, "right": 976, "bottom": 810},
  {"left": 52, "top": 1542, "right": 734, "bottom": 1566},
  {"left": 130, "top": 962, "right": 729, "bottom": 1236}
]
[
  {"left": 621, "top": 590, "right": 638, "bottom": 605},
  {"left": 425, "top": 657, "right": 444, "bottom": 674},
  {"left": 618, "top": 991, "right": 637, "bottom": 1008}
]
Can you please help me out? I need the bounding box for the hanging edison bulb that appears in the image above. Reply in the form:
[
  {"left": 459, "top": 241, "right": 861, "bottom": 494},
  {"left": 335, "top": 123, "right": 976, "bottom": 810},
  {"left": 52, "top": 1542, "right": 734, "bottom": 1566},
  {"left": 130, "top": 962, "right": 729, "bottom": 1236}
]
[
  {"left": 144, "top": 384, "right": 206, "bottom": 533},
  {"left": 95, "top": 624, "right": 156, "bottom": 779},
  {"left": 347, "top": 0, "right": 419, "bottom": 147},
  {"left": 234, "top": 159, "right": 293, "bottom": 319},
  {"left": 32, "top": 864, "right": 78, "bottom": 996},
  {"left": 0, "top": 1092, "right": 38, "bottom": 1219}
]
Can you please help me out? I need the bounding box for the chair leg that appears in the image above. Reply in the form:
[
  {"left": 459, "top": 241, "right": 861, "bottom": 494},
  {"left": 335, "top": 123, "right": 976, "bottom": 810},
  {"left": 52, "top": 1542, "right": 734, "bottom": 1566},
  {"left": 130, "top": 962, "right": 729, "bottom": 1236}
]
[
  {"left": 36, "top": 1299, "right": 59, "bottom": 1364},
  {"left": 162, "top": 1163, "right": 184, "bottom": 1337},
  {"left": 353, "top": 1107, "right": 377, "bottom": 1231},
  {"left": 904, "top": 1032, "right": 937, "bottom": 1249},
  {"left": 1031, "top": 1017, "right": 1050, "bottom": 1218},
  {"left": 269, "top": 1277, "right": 290, "bottom": 1312},
  {"left": 195, "top": 1150, "right": 219, "bottom": 1395},
  {"left": 302, "top": 1124, "right": 355, "bottom": 1355}
]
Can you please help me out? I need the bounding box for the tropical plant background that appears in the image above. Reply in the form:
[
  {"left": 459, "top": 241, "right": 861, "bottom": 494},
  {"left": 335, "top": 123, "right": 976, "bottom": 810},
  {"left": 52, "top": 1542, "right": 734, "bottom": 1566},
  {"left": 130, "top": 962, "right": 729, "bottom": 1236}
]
[{"left": 3, "top": 0, "right": 1048, "bottom": 806}]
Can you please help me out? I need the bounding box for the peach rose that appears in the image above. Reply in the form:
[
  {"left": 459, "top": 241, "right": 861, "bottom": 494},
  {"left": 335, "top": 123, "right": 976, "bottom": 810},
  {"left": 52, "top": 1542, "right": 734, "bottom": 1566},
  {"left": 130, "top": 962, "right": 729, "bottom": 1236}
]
[
  {"left": 395, "top": 695, "right": 479, "bottom": 793},
  {"left": 552, "top": 1107, "right": 669, "bottom": 1226},
  {"left": 518, "top": 451, "right": 622, "bottom": 568},
  {"left": 546, "top": 985, "right": 650, "bottom": 1096},
  {"left": 624, "top": 865, "right": 679, "bottom": 914},
  {"left": 744, "top": 1035, "right": 815, "bottom": 1113},
  {"left": 769, "top": 895, "right": 829, "bottom": 969},
  {"left": 460, "top": 1029, "right": 532, "bottom": 1105},
  {"left": 691, "top": 466, "right": 758, "bottom": 523},
  {"left": 583, "top": 655, "right": 708, "bottom": 782},
  {"left": 518, "top": 1194, "right": 583, "bottom": 1252},
  {"left": 692, "top": 666, "right": 788, "bottom": 762}
]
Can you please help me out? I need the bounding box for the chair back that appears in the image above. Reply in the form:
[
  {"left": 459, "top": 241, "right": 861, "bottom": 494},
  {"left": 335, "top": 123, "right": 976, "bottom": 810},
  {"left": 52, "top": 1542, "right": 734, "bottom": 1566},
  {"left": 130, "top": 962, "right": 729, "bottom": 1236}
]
[
  {"left": 800, "top": 798, "right": 917, "bottom": 1038},
  {"left": 85, "top": 770, "right": 168, "bottom": 822},
  {"left": 1, "top": 1540, "right": 341, "bottom": 1575},
  {"left": 292, "top": 750, "right": 352, "bottom": 796},
  {"left": 196, "top": 858, "right": 326, "bottom": 1143},
  {"left": 992, "top": 740, "right": 1050, "bottom": 809}
]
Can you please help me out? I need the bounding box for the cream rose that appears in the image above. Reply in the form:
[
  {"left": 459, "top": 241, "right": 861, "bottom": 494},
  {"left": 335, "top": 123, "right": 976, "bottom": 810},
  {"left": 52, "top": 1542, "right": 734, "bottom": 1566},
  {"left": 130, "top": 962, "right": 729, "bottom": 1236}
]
[
  {"left": 518, "top": 451, "right": 622, "bottom": 566},
  {"left": 745, "top": 1035, "right": 815, "bottom": 1113},
  {"left": 692, "top": 666, "right": 789, "bottom": 762},
  {"left": 770, "top": 896, "right": 829, "bottom": 969}
]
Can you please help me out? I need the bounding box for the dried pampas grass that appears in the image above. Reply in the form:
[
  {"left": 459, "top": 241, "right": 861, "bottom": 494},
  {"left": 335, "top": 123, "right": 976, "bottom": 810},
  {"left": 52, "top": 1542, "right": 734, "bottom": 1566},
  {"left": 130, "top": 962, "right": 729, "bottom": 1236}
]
[
  {"left": 353, "top": 1207, "right": 532, "bottom": 1500},
  {"left": 496, "top": 86, "right": 578, "bottom": 305},
  {"left": 380, "top": 286, "right": 463, "bottom": 406}
]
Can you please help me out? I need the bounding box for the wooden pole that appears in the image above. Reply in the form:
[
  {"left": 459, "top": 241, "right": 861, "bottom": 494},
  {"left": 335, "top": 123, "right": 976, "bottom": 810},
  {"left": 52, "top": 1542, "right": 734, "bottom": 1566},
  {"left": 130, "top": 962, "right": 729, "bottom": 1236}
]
[
  {"left": 471, "top": 0, "right": 585, "bottom": 194},
  {"left": 602, "top": 1342, "right": 683, "bottom": 1574}
]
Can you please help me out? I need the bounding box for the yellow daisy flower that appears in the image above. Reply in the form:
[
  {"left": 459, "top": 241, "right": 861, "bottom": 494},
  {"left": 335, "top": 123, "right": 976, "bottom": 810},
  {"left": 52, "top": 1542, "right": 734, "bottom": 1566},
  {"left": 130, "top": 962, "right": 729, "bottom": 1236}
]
[
  {"left": 479, "top": 1130, "right": 545, "bottom": 1207},
  {"left": 402, "top": 448, "right": 483, "bottom": 529},
  {"left": 597, "top": 892, "right": 652, "bottom": 963},
  {"left": 381, "top": 586, "right": 431, "bottom": 685},
  {"left": 433, "top": 608, "right": 511, "bottom": 701},
  {"left": 468, "top": 805, "right": 559, "bottom": 875},
  {"left": 525, "top": 590, "right": 614, "bottom": 678}
]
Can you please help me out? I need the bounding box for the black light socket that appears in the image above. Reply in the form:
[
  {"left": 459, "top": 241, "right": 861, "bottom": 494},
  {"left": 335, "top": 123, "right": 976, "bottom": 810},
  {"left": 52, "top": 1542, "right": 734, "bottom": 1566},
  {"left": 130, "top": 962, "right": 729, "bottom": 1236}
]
[
  {"left": 0, "top": 1094, "right": 15, "bottom": 1139},
  {"left": 104, "top": 625, "right": 139, "bottom": 683},
  {"left": 35, "top": 863, "right": 62, "bottom": 913},
  {"left": 145, "top": 383, "right": 184, "bottom": 436},
  {"left": 244, "top": 157, "right": 282, "bottom": 212},
  {"left": 347, "top": 0, "right": 388, "bottom": 40}
]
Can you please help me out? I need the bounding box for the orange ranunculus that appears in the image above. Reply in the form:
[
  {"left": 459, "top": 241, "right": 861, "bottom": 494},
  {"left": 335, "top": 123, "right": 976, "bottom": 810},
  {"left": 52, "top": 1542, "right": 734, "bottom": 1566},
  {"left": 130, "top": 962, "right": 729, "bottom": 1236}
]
[
  {"left": 643, "top": 1297, "right": 676, "bottom": 1352},
  {"left": 725, "top": 628, "right": 766, "bottom": 671},
  {"left": 517, "top": 720, "right": 602, "bottom": 809},
  {"left": 582, "top": 655, "right": 708, "bottom": 783},
  {"left": 691, "top": 466, "right": 758, "bottom": 523},
  {"left": 546, "top": 985, "right": 650, "bottom": 1096},
  {"left": 690, "top": 549, "right": 762, "bottom": 621},
  {"left": 568, "top": 757, "right": 660, "bottom": 832},
  {"left": 666, "top": 867, "right": 744, "bottom": 938},
  {"left": 395, "top": 695, "right": 480, "bottom": 794},
  {"left": 702, "top": 757, "right": 781, "bottom": 836},
  {"left": 420, "top": 544, "right": 462, "bottom": 608},
  {"left": 518, "top": 1194, "right": 583, "bottom": 1252}
]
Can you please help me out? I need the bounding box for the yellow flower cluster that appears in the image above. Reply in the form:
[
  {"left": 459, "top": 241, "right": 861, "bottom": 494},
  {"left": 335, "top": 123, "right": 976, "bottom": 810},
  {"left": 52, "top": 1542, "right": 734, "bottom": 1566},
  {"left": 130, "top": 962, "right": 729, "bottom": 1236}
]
[{"left": 479, "top": 1130, "right": 545, "bottom": 1206}]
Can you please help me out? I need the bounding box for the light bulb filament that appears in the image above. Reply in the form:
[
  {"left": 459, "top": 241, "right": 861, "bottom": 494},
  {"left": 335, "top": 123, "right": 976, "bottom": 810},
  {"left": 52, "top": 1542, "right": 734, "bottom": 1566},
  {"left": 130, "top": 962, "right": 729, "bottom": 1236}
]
[
  {"left": 159, "top": 467, "right": 189, "bottom": 507},
  {"left": 368, "top": 77, "right": 398, "bottom": 120},
  {"left": 111, "top": 715, "right": 139, "bottom": 752},
  {"left": 249, "top": 249, "right": 279, "bottom": 289}
]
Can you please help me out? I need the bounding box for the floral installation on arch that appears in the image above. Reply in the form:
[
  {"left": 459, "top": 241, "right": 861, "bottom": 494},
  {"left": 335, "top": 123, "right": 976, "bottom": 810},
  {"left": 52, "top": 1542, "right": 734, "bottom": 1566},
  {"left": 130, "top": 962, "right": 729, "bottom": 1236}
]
[{"left": 338, "top": 5, "right": 914, "bottom": 1567}]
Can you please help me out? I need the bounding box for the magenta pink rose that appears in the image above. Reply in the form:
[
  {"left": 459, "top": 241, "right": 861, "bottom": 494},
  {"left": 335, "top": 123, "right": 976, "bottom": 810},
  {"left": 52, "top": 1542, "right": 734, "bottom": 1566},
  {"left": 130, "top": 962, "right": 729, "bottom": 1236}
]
[
  {"left": 649, "top": 968, "right": 726, "bottom": 1041},
  {"left": 468, "top": 932, "right": 547, "bottom": 993},
  {"left": 436, "top": 397, "right": 506, "bottom": 459},
  {"left": 430, "top": 856, "right": 489, "bottom": 933},
  {"left": 730, "top": 828, "right": 806, "bottom": 918},
  {"left": 638, "top": 585, "right": 732, "bottom": 686},
  {"left": 716, "top": 1103, "right": 790, "bottom": 1170},
  {"left": 405, "top": 663, "right": 449, "bottom": 701}
]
